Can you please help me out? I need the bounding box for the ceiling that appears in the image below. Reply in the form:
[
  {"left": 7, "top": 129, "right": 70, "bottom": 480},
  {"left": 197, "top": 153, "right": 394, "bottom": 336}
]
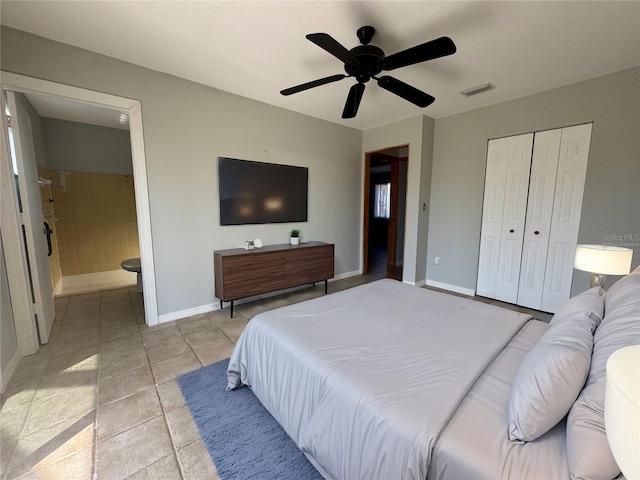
[
  {"left": 2, "top": 1, "right": 639, "bottom": 131},
  {"left": 24, "top": 93, "right": 129, "bottom": 130}
]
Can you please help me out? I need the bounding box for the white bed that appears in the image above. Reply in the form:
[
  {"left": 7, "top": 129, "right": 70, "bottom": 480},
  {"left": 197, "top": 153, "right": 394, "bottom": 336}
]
[{"left": 227, "top": 273, "right": 639, "bottom": 479}]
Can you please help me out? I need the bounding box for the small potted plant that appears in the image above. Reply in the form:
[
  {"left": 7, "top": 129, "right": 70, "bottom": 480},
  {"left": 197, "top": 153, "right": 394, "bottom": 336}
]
[{"left": 289, "top": 228, "right": 301, "bottom": 245}]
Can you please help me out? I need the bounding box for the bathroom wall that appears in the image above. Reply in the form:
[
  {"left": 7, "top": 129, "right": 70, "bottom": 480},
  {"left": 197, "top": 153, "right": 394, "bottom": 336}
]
[
  {"left": 38, "top": 117, "right": 139, "bottom": 287},
  {"left": 37, "top": 165, "right": 62, "bottom": 290},
  {"left": 50, "top": 169, "right": 139, "bottom": 276}
]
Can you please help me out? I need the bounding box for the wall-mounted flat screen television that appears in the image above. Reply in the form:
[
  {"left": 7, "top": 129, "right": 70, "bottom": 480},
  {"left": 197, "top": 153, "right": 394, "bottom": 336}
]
[{"left": 218, "top": 157, "right": 308, "bottom": 225}]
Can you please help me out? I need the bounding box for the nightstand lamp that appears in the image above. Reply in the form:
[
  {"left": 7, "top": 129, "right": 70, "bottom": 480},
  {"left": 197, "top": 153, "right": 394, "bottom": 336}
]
[
  {"left": 605, "top": 345, "right": 640, "bottom": 479},
  {"left": 574, "top": 245, "right": 633, "bottom": 288}
]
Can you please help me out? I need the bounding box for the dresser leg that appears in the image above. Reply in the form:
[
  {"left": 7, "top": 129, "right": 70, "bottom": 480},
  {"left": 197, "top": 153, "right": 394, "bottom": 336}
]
[
  {"left": 325, "top": 279, "right": 328, "bottom": 295},
  {"left": 230, "top": 300, "right": 234, "bottom": 318}
]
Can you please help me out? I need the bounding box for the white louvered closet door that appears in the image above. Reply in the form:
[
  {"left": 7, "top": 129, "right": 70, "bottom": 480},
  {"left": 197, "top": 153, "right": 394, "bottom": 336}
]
[
  {"left": 516, "top": 129, "right": 562, "bottom": 309},
  {"left": 477, "top": 133, "right": 533, "bottom": 301},
  {"left": 540, "top": 123, "right": 593, "bottom": 312}
]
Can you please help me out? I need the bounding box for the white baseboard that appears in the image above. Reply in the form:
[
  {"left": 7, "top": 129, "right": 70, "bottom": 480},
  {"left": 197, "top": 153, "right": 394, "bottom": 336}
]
[
  {"left": 158, "top": 270, "right": 363, "bottom": 324},
  {"left": 158, "top": 302, "right": 219, "bottom": 324},
  {"left": 425, "top": 279, "right": 475, "bottom": 297},
  {"left": 404, "top": 279, "right": 427, "bottom": 287},
  {"left": 53, "top": 277, "right": 63, "bottom": 296},
  {"left": 332, "top": 269, "right": 361, "bottom": 281},
  {"left": 1, "top": 347, "right": 22, "bottom": 395}
]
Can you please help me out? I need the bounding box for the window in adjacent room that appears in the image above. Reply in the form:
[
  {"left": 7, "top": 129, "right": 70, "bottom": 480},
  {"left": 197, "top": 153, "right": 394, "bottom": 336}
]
[{"left": 374, "top": 183, "right": 391, "bottom": 219}]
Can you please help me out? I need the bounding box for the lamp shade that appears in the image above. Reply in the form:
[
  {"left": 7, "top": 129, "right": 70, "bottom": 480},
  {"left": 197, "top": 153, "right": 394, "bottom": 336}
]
[
  {"left": 574, "top": 245, "right": 633, "bottom": 275},
  {"left": 605, "top": 345, "right": 640, "bottom": 479}
]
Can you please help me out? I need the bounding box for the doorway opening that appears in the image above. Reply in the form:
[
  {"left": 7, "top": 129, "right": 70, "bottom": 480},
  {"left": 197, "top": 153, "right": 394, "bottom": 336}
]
[
  {"left": 363, "top": 145, "right": 408, "bottom": 281},
  {"left": 1, "top": 73, "right": 159, "bottom": 357},
  {"left": 17, "top": 93, "right": 140, "bottom": 296}
]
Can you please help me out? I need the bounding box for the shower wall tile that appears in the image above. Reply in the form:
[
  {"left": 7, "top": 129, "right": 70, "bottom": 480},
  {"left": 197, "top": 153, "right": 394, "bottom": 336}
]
[
  {"left": 38, "top": 166, "right": 62, "bottom": 290},
  {"left": 50, "top": 170, "right": 140, "bottom": 276}
]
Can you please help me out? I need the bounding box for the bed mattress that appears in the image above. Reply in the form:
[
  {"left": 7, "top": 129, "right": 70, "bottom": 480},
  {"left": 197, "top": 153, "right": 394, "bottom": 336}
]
[{"left": 227, "top": 279, "right": 567, "bottom": 479}]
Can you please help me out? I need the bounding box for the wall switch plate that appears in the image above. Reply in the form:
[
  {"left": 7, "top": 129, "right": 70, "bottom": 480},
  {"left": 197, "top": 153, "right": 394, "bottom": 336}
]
[{"left": 434, "top": 256, "right": 441, "bottom": 265}]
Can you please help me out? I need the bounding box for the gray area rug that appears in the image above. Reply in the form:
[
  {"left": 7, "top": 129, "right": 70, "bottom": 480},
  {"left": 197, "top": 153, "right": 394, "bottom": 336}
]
[{"left": 177, "top": 358, "right": 323, "bottom": 479}]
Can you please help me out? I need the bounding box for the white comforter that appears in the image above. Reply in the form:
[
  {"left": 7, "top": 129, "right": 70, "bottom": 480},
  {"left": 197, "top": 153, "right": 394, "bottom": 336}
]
[{"left": 227, "top": 279, "right": 530, "bottom": 480}]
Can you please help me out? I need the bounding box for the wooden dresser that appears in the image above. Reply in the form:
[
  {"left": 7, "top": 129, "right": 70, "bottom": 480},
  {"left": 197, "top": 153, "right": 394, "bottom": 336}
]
[{"left": 214, "top": 241, "right": 334, "bottom": 316}]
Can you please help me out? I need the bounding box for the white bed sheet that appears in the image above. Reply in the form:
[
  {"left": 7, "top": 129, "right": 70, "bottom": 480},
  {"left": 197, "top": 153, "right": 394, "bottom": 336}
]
[
  {"left": 428, "top": 319, "right": 569, "bottom": 479},
  {"left": 228, "top": 279, "right": 537, "bottom": 479}
]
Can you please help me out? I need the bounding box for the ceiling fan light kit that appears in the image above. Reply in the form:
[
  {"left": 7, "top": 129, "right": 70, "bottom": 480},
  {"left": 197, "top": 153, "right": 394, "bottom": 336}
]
[{"left": 281, "top": 26, "right": 457, "bottom": 119}]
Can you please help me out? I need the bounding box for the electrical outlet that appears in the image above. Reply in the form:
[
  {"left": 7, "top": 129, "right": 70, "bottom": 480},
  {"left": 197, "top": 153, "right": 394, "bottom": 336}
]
[{"left": 434, "top": 257, "right": 440, "bottom": 265}]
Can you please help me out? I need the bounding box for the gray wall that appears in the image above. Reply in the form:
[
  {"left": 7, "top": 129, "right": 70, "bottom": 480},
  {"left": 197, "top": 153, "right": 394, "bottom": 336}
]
[
  {"left": 363, "top": 115, "right": 434, "bottom": 284},
  {"left": 41, "top": 118, "right": 133, "bottom": 175},
  {"left": 1, "top": 235, "right": 19, "bottom": 385},
  {"left": 427, "top": 67, "right": 640, "bottom": 295},
  {"left": 1, "top": 26, "right": 363, "bottom": 316}
]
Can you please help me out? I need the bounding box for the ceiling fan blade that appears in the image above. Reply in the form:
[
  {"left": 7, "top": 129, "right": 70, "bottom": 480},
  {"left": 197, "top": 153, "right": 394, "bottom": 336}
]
[
  {"left": 306, "top": 33, "right": 356, "bottom": 65},
  {"left": 280, "top": 74, "right": 347, "bottom": 96},
  {"left": 377, "top": 76, "right": 435, "bottom": 108},
  {"left": 383, "top": 37, "right": 456, "bottom": 71},
  {"left": 342, "top": 83, "right": 366, "bottom": 119}
]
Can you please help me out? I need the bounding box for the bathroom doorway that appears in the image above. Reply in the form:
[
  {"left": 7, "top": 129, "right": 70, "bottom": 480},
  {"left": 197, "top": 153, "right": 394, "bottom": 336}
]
[
  {"left": 18, "top": 93, "right": 141, "bottom": 296},
  {"left": 1, "top": 72, "right": 159, "bottom": 344}
]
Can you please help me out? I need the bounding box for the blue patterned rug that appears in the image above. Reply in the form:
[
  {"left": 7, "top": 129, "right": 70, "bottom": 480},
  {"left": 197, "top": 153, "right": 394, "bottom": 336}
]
[{"left": 177, "top": 358, "right": 323, "bottom": 479}]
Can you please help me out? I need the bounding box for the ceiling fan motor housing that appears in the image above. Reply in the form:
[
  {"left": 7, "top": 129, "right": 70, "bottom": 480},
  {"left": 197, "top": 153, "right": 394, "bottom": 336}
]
[{"left": 345, "top": 45, "right": 385, "bottom": 83}]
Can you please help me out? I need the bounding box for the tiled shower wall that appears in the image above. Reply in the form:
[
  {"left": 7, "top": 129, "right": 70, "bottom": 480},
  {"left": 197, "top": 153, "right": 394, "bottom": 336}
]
[
  {"left": 50, "top": 169, "right": 140, "bottom": 276},
  {"left": 37, "top": 166, "right": 62, "bottom": 290}
]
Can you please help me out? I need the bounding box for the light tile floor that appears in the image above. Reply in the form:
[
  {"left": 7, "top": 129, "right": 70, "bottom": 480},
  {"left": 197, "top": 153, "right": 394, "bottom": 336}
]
[
  {"left": 0, "top": 274, "right": 383, "bottom": 480},
  {"left": 1, "top": 272, "right": 550, "bottom": 479}
]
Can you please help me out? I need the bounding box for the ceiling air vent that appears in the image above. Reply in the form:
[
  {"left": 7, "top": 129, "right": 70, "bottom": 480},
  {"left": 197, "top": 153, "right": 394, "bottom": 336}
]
[{"left": 459, "top": 82, "right": 495, "bottom": 97}]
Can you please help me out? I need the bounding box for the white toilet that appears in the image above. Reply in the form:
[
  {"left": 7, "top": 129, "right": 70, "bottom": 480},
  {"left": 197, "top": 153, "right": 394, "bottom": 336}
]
[{"left": 121, "top": 257, "right": 143, "bottom": 293}]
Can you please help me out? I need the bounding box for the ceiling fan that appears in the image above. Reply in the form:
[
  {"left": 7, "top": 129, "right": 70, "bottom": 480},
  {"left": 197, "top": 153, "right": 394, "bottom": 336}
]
[{"left": 280, "top": 26, "right": 456, "bottom": 119}]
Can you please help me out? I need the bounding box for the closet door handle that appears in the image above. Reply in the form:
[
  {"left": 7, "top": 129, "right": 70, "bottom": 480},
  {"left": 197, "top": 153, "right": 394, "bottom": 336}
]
[
  {"left": 534, "top": 231, "right": 540, "bottom": 235},
  {"left": 509, "top": 229, "right": 514, "bottom": 233}
]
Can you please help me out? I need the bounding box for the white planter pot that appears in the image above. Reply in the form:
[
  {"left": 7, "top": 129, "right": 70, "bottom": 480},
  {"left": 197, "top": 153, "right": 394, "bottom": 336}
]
[{"left": 290, "top": 237, "right": 300, "bottom": 245}]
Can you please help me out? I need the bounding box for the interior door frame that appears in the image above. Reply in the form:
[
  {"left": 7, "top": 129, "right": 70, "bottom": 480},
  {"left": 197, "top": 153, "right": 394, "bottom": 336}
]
[
  {"left": 362, "top": 144, "right": 409, "bottom": 277},
  {"left": 0, "top": 72, "right": 160, "bottom": 343}
]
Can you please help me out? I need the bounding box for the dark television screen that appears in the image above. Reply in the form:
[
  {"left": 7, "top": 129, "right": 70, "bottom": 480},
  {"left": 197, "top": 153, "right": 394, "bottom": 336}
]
[{"left": 218, "top": 157, "right": 308, "bottom": 225}]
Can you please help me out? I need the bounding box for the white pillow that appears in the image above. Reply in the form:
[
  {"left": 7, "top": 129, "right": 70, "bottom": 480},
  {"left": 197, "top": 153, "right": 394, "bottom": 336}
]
[
  {"left": 566, "top": 267, "right": 640, "bottom": 479},
  {"left": 508, "top": 287, "right": 603, "bottom": 443}
]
